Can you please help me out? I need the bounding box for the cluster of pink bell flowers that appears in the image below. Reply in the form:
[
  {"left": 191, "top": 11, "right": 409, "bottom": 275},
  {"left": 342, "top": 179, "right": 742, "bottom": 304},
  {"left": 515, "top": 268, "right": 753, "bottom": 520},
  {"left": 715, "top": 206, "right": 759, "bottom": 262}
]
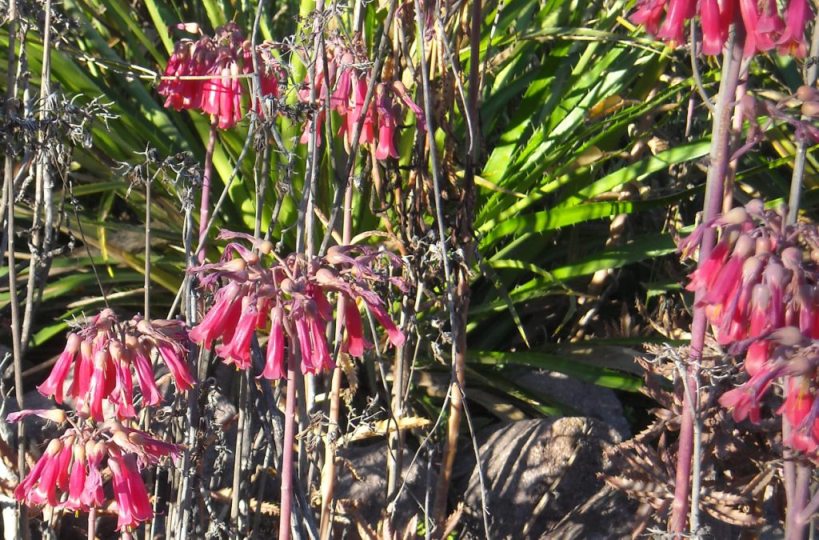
[
  {"left": 631, "top": 0, "right": 813, "bottom": 56},
  {"left": 189, "top": 231, "right": 406, "bottom": 377},
  {"left": 11, "top": 416, "right": 180, "bottom": 531},
  {"left": 158, "top": 22, "right": 282, "bottom": 129},
  {"left": 297, "top": 38, "right": 425, "bottom": 161},
  {"left": 679, "top": 200, "right": 819, "bottom": 455},
  {"left": 36, "top": 309, "right": 193, "bottom": 420},
  {"left": 10, "top": 309, "right": 192, "bottom": 531}
]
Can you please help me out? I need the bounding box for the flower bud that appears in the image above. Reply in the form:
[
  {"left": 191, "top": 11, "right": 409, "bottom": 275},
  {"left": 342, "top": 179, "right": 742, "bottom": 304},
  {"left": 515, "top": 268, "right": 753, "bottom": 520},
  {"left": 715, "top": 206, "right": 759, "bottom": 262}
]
[
  {"left": 314, "top": 267, "right": 339, "bottom": 286},
  {"left": 769, "top": 326, "right": 805, "bottom": 347},
  {"left": 280, "top": 278, "right": 296, "bottom": 294},
  {"left": 801, "top": 101, "right": 819, "bottom": 118},
  {"left": 325, "top": 245, "right": 348, "bottom": 266},
  {"left": 224, "top": 257, "right": 247, "bottom": 273},
  {"left": 174, "top": 22, "right": 202, "bottom": 34},
  {"left": 744, "top": 199, "right": 764, "bottom": 216},
  {"left": 65, "top": 333, "right": 82, "bottom": 353},
  {"left": 45, "top": 438, "right": 64, "bottom": 457},
  {"left": 720, "top": 206, "right": 748, "bottom": 225},
  {"left": 755, "top": 235, "right": 772, "bottom": 256},
  {"left": 796, "top": 85, "right": 817, "bottom": 102},
  {"left": 733, "top": 234, "right": 754, "bottom": 258},
  {"left": 257, "top": 240, "right": 273, "bottom": 254},
  {"left": 781, "top": 247, "right": 803, "bottom": 273}
]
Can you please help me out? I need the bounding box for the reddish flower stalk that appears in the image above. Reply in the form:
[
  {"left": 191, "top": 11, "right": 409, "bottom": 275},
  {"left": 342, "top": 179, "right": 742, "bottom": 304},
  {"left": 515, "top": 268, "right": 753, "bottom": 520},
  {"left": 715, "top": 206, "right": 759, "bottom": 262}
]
[{"left": 669, "top": 27, "right": 745, "bottom": 534}]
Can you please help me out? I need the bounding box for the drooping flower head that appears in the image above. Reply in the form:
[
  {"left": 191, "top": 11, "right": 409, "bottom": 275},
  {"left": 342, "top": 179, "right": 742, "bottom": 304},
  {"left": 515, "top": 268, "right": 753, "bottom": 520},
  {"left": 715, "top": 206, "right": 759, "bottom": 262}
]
[
  {"left": 10, "top": 418, "right": 180, "bottom": 529},
  {"left": 630, "top": 0, "right": 812, "bottom": 57},
  {"left": 158, "top": 22, "right": 283, "bottom": 129},
  {"left": 682, "top": 201, "right": 819, "bottom": 457},
  {"left": 296, "top": 38, "right": 424, "bottom": 159},
  {"left": 189, "top": 231, "right": 407, "bottom": 378},
  {"left": 37, "top": 309, "right": 193, "bottom": 421}
]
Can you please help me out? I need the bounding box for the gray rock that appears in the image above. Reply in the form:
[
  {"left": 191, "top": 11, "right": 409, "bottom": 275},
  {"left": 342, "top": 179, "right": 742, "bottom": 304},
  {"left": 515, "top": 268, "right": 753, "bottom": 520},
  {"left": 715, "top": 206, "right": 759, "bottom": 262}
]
[
  {"left": 506, "top": 367, "right": 631, "bottom": 439},
  {"left": 457, "top": 417, "right": 638, "bottom": 539},
  {"left": 334, "top": 442, "right": 430, "bottom": 534}
]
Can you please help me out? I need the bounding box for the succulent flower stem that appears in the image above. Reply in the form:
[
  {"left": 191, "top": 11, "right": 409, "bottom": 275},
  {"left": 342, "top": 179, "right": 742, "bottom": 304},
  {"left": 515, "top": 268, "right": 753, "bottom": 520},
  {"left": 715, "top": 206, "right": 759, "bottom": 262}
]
[{"left": 671, "top": 24, "right": 745, "bottom": 535}]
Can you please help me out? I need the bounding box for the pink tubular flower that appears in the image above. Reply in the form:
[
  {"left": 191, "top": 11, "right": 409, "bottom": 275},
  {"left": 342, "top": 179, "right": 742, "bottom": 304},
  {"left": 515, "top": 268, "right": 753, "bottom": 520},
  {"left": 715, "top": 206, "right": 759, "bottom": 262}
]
[
  {"left": 782, "top": 378, "right": 813, "bottom": 426},
  {"left": 743, "top": 339, "right": 772, "bottom": 377},
  {"left": 84, "top": 349, "right": 110, "bottom": 422},
  {"left": 82, "top": 441, "right": 106, "bottom": 509},
  {"left": 331, "top": 54, "right": 354, "bottom": 113},
  {"left": 37, "top": 333, "right": 81, "bottom": 404},
  {"left": 699, "top": 0, "right": 725, "bottom": 55},
  {"left": 632, "top": 0, "right": 810, "bottom": 57},
  {"left": 215, "top": 298, "right": 258, "bottom": 370},
  {"left": 778, "top": 0, "right": 811, "bottom": 56},
  {"left": 128, "top": 335, "right": 163, "bottom": 407},
  {"left": 111, "top": 424, "right": 182, "bottom": 467},
  {"left": 342, "top": 75, "right": 376, "bottom": 147},
  {"left": 719, "top": 370, "right": 776, "bottom": 424},
  {"left": 261, "top": 306, "right": 285, "bottom": 379},
  {"left": 297, "top": 40, "right": 422, "bottom": 159},
  {"left": 343, "top": 299, "right": 368, "bottom": 357},
  {"left": 294, "top": 317, "right": 314, "bottom": 373},
  {"left": 15, "top": 439, "right": 69, "bottom": 506},
  {"left": 307, "top": 315, "right": 333, "bottom": 373},
  {"left": 109, "top": 452, "right": 153, "bottom": 531},
  {"left": 375, "top": 84, "right": 400, "bottom": 160},
  {"left": 683, "top": 202, "right": 819, "bottom": 462},
  {"left": 190, "top": 281, "right": 243, "bottom": 349},
  {"left": 14, "top": 421, "right": 180, "bottom": 526},
  {"left": 703, "top": 234, "right": 753, "bottom": 306},
  {"left": 154, "top": 339, "right": 195, "bottom": 390},
  {"left": 65, "top": 444, "right": 88, "bottom": 511},
  {"left": 201, "top": 60, "right": 243, "bottom": 129},
  {"left": 110, "top": 342, "right": 136, "bottom": 419},
  {"left": 739, "top": 0, "right": 781, "bottom": 56},
  {"left": 656, "top": 0, "right": 695, "bottom": 44},
  {"left": 782, "top": 378, "right": 819, "bottom": 454},
  {"left": 631, "top": 0, "right": 666, "bottom": 35},
  {"left": 685, "top": 239, "right": 730, "bottom": 293}
]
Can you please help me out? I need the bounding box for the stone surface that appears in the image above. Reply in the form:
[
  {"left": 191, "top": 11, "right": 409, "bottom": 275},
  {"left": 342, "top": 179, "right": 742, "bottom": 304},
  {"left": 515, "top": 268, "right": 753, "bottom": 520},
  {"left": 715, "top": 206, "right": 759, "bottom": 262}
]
[
  {"left": 334, "top": 442, "right": 429, "bottom": 534},
  {"left": 506, "top": 367, "right": 631, "bottom": 439},
  {"left": 456, "top": 417, "right": 638, "bottom": 539}
]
